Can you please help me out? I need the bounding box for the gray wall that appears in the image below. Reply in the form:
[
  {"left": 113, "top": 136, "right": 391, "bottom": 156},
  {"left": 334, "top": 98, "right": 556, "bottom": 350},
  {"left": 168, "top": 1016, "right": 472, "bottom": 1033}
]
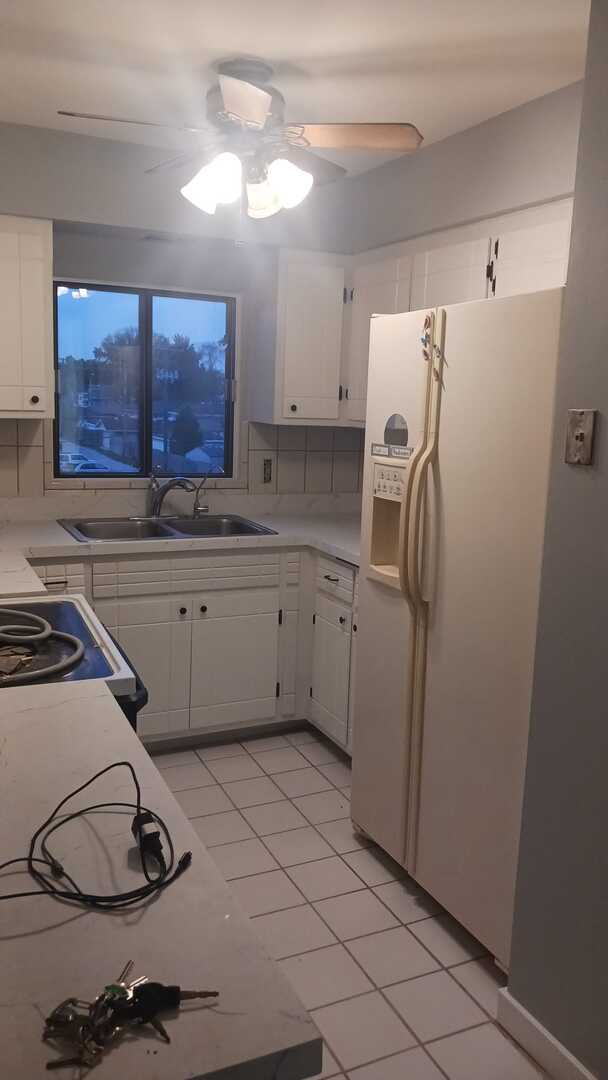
[
  {"left": 508, "top": 3, "right": 608, "bottom": 1076},
  {"left": 339, "top": 82, "right": 583, "bottom": 251},
  {"left": 1, "top": 82, "right": 582, "bottom": 255}
]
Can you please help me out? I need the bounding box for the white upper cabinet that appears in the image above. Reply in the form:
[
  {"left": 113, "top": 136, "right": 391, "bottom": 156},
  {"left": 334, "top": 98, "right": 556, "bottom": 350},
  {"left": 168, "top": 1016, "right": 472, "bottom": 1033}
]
[
  {"left": 0, "top": 216, "right": 54, "bottom": 418},
  {"left": 410, "top": 237, "right": 491, "bottom": 310},
  {"left": 343, "top": 256, "right": 411, "bottom": 423},
  {"left": 279, "top": 254, "right": 345, "bottom": 421},
  {"left": 491, "top": 217, "right": 572, "bottom": 298}
]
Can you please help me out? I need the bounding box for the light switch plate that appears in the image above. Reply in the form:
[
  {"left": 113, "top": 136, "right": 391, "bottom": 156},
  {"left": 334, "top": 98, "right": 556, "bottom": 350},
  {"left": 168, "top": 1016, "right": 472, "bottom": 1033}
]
[{"left": 565, "top": 409, "right": 597, "bottom": 466}]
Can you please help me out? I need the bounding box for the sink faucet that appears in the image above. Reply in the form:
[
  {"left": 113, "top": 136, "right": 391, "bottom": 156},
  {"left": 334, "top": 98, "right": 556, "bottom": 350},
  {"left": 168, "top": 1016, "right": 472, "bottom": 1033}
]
[
  {"left": 148, "top": 476, "right": 196, "bottom": 518},
  {"left": 193, "top": 466, "right": 224, "bottom": 518}
]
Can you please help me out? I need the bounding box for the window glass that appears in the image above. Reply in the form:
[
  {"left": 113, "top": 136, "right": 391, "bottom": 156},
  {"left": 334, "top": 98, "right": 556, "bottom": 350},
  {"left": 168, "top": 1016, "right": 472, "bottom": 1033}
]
[
  {"left": 151, "top": 294, "right": 229, "bottom": 477},
  {"left": 55, "top": 285, "right": 235, "bottom": 478},
  {"left": 56, "top": 287, "right": 142, "bottom": 474}
]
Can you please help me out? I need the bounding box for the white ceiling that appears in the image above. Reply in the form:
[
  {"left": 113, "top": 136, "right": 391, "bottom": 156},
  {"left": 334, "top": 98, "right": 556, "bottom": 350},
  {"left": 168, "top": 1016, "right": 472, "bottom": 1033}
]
[{"left": 0, "top": 0, "right": 590, "bottom": 175}]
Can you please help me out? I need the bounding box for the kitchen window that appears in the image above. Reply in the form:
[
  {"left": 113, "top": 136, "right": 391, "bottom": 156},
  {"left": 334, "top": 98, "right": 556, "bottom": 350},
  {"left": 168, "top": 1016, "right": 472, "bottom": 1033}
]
[{"left": 54, "top": 283, "right": 236, "bottom": 478}]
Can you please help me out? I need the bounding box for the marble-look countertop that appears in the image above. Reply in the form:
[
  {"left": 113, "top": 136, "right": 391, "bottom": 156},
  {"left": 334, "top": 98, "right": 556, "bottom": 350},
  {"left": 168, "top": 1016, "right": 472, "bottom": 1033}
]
[
  {"left": 0, "top": 513, "right": 361, "bottom": 569},
  {"left": 0, "top": 680, "right": 321, "bottom": 1080},
  {"left": 0, "top": 547, "right": 47, "bottom": 597}
]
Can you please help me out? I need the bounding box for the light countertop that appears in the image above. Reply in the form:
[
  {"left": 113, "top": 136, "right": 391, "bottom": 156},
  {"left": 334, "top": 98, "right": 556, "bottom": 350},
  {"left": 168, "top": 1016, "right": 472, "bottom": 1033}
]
[
  {"left": 0, "top": 513, "right": 361, "bottom": 569},
  {"left": 0, "top": 680, "right": 321, "bottom": 1080}
]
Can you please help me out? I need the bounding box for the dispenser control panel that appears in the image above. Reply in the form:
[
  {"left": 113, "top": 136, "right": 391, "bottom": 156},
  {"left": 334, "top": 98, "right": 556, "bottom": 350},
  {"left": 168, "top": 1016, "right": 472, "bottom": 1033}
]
[{"left": 373, "top": 464, "right": 406, "bottom": 501}]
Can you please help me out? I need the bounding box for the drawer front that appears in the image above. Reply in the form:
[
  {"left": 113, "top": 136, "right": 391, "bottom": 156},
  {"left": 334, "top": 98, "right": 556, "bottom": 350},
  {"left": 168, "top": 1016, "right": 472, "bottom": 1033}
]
[
  {"left": 315, "top": 593, "right": 352, "bottom": 634},
  {"left": 317, "top": 555, "right": 355, "bottom": 605},
  {"left": 193, "top": 587, "right": 280, "bottom": 620}
]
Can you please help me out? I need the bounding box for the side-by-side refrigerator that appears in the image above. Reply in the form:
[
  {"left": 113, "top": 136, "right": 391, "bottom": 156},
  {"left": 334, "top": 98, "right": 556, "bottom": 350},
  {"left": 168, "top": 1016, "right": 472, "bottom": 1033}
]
[{"left": 351, "top": 288, "right": 563, "bottom": 968}]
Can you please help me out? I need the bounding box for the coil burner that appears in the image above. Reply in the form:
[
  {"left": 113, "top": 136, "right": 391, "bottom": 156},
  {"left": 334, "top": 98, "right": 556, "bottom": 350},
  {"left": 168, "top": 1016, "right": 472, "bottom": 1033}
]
[{"left": 0, "top": 608, "right": 84, "bottom": 685}]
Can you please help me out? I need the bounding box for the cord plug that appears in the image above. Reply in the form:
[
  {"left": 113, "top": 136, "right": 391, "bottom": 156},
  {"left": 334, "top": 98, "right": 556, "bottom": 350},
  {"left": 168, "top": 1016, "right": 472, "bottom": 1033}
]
[{"left": 132, "top": 811, "right": 165, "bottom": 869}]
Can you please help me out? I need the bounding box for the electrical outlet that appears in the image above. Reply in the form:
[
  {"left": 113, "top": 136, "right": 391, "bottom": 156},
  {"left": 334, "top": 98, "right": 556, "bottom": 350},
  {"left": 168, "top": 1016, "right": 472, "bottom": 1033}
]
[{"left": 565, "top": 409, "right": 597, "bottom": 466}]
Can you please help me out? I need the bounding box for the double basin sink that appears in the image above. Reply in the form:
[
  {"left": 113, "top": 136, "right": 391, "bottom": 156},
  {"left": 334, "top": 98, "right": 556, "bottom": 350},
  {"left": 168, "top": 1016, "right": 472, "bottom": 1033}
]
[{"left": 59, "top": 515, "right": 277, "bottom": 542}]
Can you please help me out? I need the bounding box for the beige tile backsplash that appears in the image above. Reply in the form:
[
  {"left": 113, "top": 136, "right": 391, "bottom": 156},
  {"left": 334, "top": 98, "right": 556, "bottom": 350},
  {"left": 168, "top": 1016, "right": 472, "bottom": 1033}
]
[
  {"left": 0, "top": 419, "right": 364, "bottom": 509},
  {"left": 248, "top": 425, "right": 363, "bottom": 497}
]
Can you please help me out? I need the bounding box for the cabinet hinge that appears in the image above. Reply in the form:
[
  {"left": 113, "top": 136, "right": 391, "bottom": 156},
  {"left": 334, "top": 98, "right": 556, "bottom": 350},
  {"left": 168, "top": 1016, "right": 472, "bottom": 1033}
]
[
  {"left": 486, "top": 260, "right": 494, "bottom": 281},
  {"left": 343, "top": 286, "right": 348, "bottom": 304},
  {"left": 494, "top": 238, "right": 499, "bottom": 257},
  {"left": 312, "top": 613, "right": 316, "bottom": 625},
  {"left": 338, "top": 385, "right": 343, "bottom": 401},
  {"left": 276, "top": 682, "right": 280, "bottom": 698},
  {"left": 350, "top": 288, "right": 354, "bottom": 302},
  {"left": 278, "top": 608, "right": 283, "bottom": 625},
  {"left": 309, "top": 686, "right": 313, "bottom": 697}
]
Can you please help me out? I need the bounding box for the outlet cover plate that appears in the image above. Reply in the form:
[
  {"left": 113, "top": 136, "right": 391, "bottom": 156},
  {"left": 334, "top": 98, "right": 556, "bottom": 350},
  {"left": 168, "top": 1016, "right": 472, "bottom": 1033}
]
[{"left": 565, "top": 409, "right": 597, "bottom": 466}]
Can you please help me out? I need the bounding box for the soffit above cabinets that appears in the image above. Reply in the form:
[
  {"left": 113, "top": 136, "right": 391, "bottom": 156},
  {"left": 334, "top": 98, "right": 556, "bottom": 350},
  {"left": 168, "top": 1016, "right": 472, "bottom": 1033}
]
[{"left": 0, "top": 1, "right": 590, "bottom": 174}]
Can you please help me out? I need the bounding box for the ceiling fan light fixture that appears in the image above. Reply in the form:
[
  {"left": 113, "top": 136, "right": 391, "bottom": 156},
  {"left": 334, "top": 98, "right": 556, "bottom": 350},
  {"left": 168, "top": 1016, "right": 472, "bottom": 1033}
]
[
  {"left": 267, "top": 157, "right": 314, "bottom": 208},
  {"left": 180, "top": 151, "right": 242, "bottom": 214}
]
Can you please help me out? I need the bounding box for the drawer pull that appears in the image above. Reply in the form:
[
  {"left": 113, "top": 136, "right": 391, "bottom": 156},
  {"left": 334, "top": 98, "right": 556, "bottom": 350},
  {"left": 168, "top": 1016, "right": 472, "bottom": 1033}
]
[
  {"left": 339, "top": 616, "right": 346, "bottom": 625},
  {"left": 324, "top": 574, "right": 340, "bottom": 583},
  {"left": 200, "top": 604, "right": 208, "bottom": 613},
  {"left": 179, "top": 606, "right": 187, "bottom": 615}
]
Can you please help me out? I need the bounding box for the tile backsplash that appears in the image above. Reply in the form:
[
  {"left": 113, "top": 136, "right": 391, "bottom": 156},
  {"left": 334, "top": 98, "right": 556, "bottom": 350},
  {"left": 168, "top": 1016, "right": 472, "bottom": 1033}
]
[
  {"left": 248, "top": 424, "right": 364, "bottom": 496},
  {"left": 0, "top": 418, "right": 363, "bottom": 522}
]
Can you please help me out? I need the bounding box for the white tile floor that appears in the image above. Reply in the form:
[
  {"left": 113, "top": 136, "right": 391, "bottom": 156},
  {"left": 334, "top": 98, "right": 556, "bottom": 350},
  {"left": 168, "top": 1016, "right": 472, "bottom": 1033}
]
[{"left": 153, "top": 729, "right": 547, "bottom": 1080}]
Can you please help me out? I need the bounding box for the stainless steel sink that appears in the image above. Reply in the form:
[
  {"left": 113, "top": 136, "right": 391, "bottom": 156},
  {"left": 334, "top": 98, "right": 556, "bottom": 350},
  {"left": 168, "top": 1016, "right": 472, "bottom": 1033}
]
[
  {"left": 164, "top": 515, "right": 276, "bottom": 537},
  {"left": 59, "top": 515, "right": 276, "bottom": 542},
  {"left": 59, "top": 518, "right": 175, "bottom": 541}
]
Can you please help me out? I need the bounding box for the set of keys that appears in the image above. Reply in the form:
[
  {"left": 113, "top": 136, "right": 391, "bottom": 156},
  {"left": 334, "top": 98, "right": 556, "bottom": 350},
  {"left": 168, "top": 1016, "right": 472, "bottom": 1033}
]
[{"left": 43, "top": 960, "right": 219, "bottom": 1071}]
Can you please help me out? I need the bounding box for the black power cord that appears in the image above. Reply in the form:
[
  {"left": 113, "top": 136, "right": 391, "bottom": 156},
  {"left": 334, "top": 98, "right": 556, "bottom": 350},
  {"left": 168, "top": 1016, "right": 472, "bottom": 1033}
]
[{"left": 0, "top": 761, "right": 192, "bottom": 908}]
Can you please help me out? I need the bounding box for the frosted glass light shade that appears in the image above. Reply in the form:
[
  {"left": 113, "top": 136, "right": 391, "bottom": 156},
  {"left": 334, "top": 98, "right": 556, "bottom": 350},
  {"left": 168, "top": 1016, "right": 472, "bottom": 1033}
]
[
  {"left": 246, "top": 178, "right": 282, "bottom": 219},
  {"left": 180, "top": 152, "right": 242, "bottom": 214},
  {"left": 267, "top": 158, "right": 314, "bottom": 208}
]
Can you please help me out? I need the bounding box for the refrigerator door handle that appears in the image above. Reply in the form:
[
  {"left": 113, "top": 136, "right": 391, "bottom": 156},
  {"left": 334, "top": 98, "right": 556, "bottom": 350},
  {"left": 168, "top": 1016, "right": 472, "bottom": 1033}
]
[
  {"left": 397, "top": 312, "right": 436, "bottom": 603},
  {"left": 408, "top": 309, "right": 446, "bottom": 608}
]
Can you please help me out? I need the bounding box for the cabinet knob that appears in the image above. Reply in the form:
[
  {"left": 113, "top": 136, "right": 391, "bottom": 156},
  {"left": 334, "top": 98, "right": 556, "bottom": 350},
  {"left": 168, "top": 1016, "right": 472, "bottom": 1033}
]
[
  {"left": 179, "top": 606, "right": 187, "bottom": 615},
  {"left": 200, "top": 604, "right": 208, "bottom": 613},
  {"left": 290, "top": 403, "right": 297, "bottom": 412},
  {"left": 339, "top": 615, "right": 346, "bottom": 625},
  {"left": 30, "top": 394, "right": 40, "bottom": 405},
  {"left": 353, "top": 623, "right": 358, "bottom": 632}
]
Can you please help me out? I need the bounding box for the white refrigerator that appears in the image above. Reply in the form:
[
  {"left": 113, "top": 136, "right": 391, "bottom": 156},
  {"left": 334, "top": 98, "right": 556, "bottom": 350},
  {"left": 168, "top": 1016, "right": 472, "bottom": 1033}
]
[{"left": 351, "top": 288, "right": 563, "bottom": 967}]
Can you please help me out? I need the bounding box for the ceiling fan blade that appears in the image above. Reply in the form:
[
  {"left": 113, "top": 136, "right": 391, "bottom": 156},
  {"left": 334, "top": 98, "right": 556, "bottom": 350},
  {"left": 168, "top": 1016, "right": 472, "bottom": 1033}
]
[
  {"left": 144, "top": 147, "right": 219, "bottom": 175},
  {"left": 218, "top": 75, "right": 272, "bottom": 129},
  {"left": 279, "top": 147, "right": 347, "bottom": 186},
  {"left": 297, "top": 123, "right": 423, "bottom": 152},
  {"left": 57, "top": 109, "right": 209, "bottom": 134}
]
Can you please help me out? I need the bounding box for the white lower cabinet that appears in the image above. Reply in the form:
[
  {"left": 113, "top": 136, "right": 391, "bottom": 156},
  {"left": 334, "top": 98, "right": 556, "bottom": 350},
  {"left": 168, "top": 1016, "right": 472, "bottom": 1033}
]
[
  {"left": 190, "top": 589, "right": 280, "bottom": 730},
  {"left": 308, "top": 556, "right": 358, "bottom": 753}
]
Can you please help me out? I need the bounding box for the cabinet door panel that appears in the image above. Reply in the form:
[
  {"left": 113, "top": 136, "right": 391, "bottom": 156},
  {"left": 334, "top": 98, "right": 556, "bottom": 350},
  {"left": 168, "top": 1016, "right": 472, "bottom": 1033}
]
[
  {"left": 190, "top": 612, "right": 278, "bottom": 718},
  {"left": 281, "top": 262, "right": 344, "bottom": 419},
  {"left": 411, "top": 238, "right": 490, "bottom": 310},
  {"left": 119, "top": 621, "right": 191, "bottom": 718},
  {"left": 20, "top": 254, "right": 49, "bottom": 387},
  {"left": 310, "top": 598, "right": 351, "bottom": 746},
  {"left": 493, "top": 218, "right": 571, "bottom": 298},
  {"left": 347, "top": 261, "right": 399, "bottom": 422},
  {"left": 0, "top": 247, "right": 22, "bottom": 388}
]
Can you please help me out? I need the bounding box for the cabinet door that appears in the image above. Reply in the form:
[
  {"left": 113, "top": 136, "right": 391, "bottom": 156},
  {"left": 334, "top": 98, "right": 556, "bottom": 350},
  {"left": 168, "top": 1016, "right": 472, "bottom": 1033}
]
[
  {"left": 0, "top": 218, "right": 53, "bottom": 416},
  {"left": 118, "top": 620, "right": 191, "bottom": 736},
  {"left": 281, "top": 260, "right": 345, "bottom": 420},
  {"left": 492, "top": 217, "right": 571, "bottom": 298},
  {"left": 190, "top": 612, "right": 279, "bottom": 728},
  {"left": 345, "top": 259, "right": 399, "bottom": 422},
  {"left": 410, "top": 237, "right": 490, "bottom": 310},
  {"left": 310, "top": 595, "right": 351, "bottom": 747}
]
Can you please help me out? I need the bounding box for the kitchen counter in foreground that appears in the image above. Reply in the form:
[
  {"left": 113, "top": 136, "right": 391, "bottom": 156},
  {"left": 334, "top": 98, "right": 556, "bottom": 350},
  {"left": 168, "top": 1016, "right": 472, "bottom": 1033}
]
[
  {"left": 0, "top": 513, "right": 361, "bottom": 568},
  {"left": 0, "top": 680, "right": 321, "bottom": 1080}
]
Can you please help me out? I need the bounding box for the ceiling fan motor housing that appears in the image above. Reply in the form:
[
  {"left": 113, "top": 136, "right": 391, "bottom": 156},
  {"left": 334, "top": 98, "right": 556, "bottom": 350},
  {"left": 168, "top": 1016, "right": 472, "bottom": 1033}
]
[{"left": 206, "top": 82, "right": 285, "bottom": 131}]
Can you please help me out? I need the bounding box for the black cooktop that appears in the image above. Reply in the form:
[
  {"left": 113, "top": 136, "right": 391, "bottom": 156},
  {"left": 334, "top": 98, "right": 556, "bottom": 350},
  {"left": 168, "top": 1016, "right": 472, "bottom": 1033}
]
[{"left": 0, "top": 601, "right": 113, "bottom": 685}]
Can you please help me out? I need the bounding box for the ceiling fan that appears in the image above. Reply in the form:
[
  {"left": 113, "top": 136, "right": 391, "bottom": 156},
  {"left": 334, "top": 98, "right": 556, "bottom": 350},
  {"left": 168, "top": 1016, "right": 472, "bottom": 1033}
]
[{"left": 58, "top": 58, "right": 423, "bottom": 219}]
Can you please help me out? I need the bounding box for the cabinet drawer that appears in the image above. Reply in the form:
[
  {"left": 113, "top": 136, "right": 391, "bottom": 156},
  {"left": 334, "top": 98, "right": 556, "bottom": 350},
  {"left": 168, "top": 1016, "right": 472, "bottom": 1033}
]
[
  {"left": 317, "top": 556, "right": 355, "bottom": 604},
  {"left": 315, "top": 593, "right": 352, "bottom": 634}
]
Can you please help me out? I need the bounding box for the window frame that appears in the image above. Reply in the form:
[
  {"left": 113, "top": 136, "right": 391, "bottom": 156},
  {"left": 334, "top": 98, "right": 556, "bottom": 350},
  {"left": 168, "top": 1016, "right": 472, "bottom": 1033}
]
[{"left": 53, "top": 280, "right": 237, "bottom": 480}]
